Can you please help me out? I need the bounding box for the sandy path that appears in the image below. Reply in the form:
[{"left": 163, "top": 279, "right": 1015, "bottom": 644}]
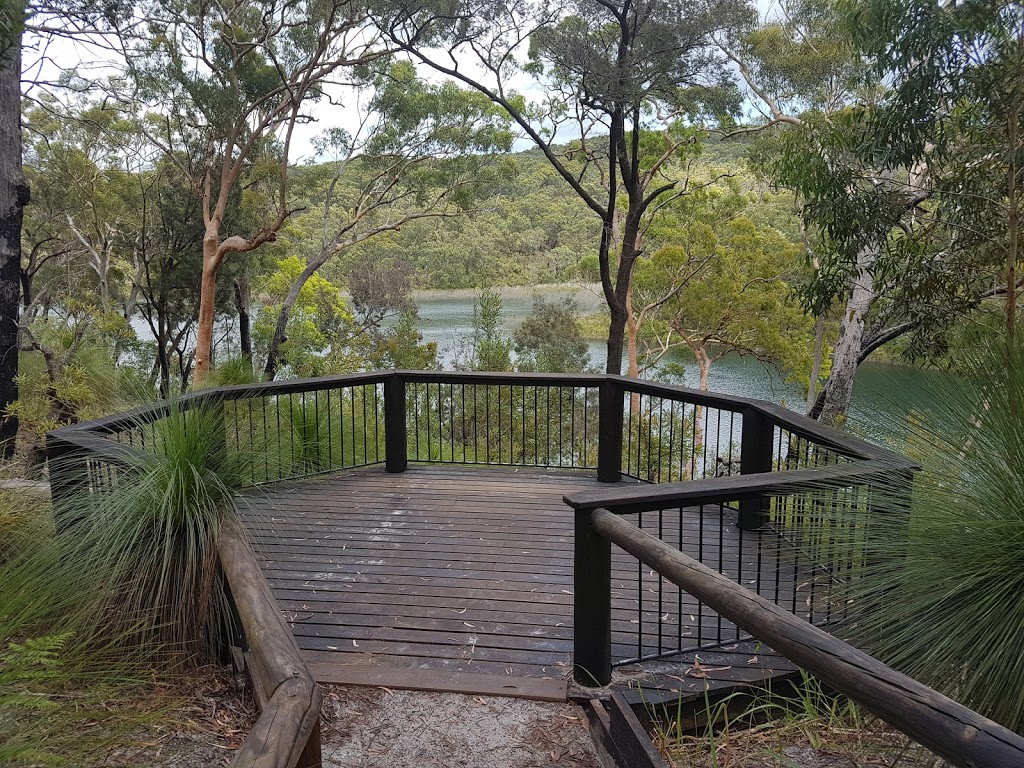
[{"left": 320, "top": 684, "right": 604, "bottom": 768}]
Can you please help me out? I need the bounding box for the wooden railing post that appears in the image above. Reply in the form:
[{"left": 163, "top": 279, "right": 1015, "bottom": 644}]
[
  {"left": 574, "top": 508, "right": 612, "bottom": 686},
  {"left": 45, "top": 432, "right": 90, "bottom": 532},
  {"left": 384, "top": 373, "right": 407, "bottom": 473},
  {"left": 739, "top": 407, "right": 774, "bottom": 529},
  {"left": 598, "top": 378, "right": 623, "bottom": 483}
]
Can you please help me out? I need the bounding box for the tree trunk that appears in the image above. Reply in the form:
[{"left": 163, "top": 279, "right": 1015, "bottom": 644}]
[
  {"left": 807, "top": 314, "right": 826, "bottom": 412},
  {"left": 0, "top": 30, "right": 24, "bottom": 459},
  {"left": 605, "top": 303, "right": 626, "bottom": 376},
  {"left": 685, "top": 343, "right": 711, "bottom": 479},
  {"left": 263, "top": 251, "right": 335, "bottom": 380},
  {"left": 194, "top": 233, "right": 220, "bottom": 384},
  {"left": 625, "top": 278, "right": 642, "bottom": 412},
  {"left": 234, "top": 275, "right": 252, "bottom": 364},
  {"left": 819, "top": 245, "right": 877, "bottom": 426}
]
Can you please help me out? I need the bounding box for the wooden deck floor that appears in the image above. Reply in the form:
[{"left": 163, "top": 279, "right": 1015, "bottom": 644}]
[{"left": 238, "top": 466, "right": 806, "bottom": 701}]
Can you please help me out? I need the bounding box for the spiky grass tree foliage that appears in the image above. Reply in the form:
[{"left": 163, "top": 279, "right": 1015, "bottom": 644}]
[
  {"left": 55, "top": 399, "right": 252, "bottom": 659},
  {"left": 838, "top": 338, "right": 1024, "bottom": 732}
]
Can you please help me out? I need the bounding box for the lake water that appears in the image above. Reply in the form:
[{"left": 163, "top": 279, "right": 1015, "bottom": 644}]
[{"left": 413, "top": 285, "right": 949, "bottom": 447}]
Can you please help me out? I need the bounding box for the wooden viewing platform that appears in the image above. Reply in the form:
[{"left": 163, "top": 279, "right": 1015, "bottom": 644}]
[
  {"left": 54, "top": 370, "right": 968, "bottom": 766},
  {"left": 238, "top": 465, "right": 804, "bottom": 704}
]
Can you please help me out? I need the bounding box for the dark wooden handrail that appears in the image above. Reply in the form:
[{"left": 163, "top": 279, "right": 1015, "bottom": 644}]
[
  {"left": 47, "top": 369, "right": 898, "bottom": 467},
  {"left": 219, "top": 522, "right": 321, "bottom": 768},
  {"left": 586, "top": 507, "right": 1024, "bottom": 768},
  {"left": 563, "top": 460, "right": 901, "bottom": 514}
]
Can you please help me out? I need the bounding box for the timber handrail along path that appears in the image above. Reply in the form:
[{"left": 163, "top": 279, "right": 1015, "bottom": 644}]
[
  {"left": 219, "top": 522, "right": 322, "bottom": 768},
  {"left": 583, "top": 507, "right": 1024, "bottom": 768}
]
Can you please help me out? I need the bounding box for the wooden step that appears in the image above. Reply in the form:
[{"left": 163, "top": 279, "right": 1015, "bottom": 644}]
[{"left": 306, "top": 658, "right": 568, "bottom": 702}]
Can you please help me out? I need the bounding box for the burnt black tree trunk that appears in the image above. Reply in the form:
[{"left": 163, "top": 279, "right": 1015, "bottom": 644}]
[
  {"left": 234, "top": 274, "right": 252, "bottom": 365},
  {"left": 0, "top": 22, "right": 25, "bottom": 459}
]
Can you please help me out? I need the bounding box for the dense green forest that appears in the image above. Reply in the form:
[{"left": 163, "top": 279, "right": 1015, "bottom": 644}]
[
  {"left": 0, "top": 0, "right": 1015, "bottom": 458},
  {"left": 1, "top": 0, "right": 1023, "bottom": 761}
]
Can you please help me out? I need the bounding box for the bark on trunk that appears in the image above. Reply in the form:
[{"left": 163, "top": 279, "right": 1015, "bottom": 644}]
[
  {"left": 234, "top": 275, "right": 252, "bottom": 363},
  {"left": 819, "top": 245, "right": 877, "bottom": 426},
  {"left": 0, "top": 32, "right": 24, "bottom": 459},
  {"left": 194, "top": 234, "right": 220, "bottom": 384},
  {"left": 605, "top": 304, "right": 626, "bottom": 376},
  {"left": 685, "top": 343, "right": 711, "bottom": 480},
  {"left": 807, "top": 314, "right": 825, "bottom": 412},
  {"left": 625, "top": 278, "right": 641, "bottom": 412}
]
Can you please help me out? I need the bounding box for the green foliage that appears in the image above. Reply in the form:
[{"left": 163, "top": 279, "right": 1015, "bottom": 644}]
[
  {"left": 636, "top": 212, "right": 817, "bottom": 390},
  {"left": 464, "top": 288, "right": 513, "bottom": 372},
  {"left": 365, "top": 309, "right": 438, "bottom": 371},
  {"left": 205, "top": 357, "right": 259, "bottom": 387},
  {"left": 253, "top": 255, "right": 355, "bottom": 376},
  {"left": 0, "top": 476, "right": 172, "bottom": 765},
  {"left": 513, "top": 295, "right": 591, "bottom": 373},
  {"left": 51, "top": 401, "right": 251, "bottom": 657},
  {"left": 819, "top": 337, "right": 1024, "bottom": 731}
]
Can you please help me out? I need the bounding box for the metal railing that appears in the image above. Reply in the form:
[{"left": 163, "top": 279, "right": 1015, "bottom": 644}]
[
  {"left": 48, "top": 371, "right": 900, "bottom": 502},
  {"left": 584, "top": 507, "right": 1024, "bottom": 768},
  {"left": 565, "top": 460, "right": 906, "bottom": 671},
  {"left": 45, "top": 369, "right": 914, "bottom": 767}
]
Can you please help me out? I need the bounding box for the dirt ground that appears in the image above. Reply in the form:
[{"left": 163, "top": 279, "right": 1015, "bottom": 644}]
[
  {"left": 319, "top": 684, "right": 604, "bottom": 768},
  {"left": 97, "top": 665, "right": 257, "bottom": 768}
]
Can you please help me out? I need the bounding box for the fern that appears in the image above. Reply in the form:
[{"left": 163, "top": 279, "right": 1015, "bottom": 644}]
[{"left": 0, "top": 632, "right": 74, "bottom": 711}]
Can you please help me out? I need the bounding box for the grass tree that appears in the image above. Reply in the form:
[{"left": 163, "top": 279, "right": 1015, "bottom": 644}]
[{"left": 815, "top": 337, "right": 1024, "bottom": 732}]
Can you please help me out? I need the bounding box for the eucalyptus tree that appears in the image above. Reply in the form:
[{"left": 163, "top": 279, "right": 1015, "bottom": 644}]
[
  {"left": 848, "top": 0, "right": 1024, "bottom": 340},
  {"left": 115, "top": 0, "right": 389, "bottom": 384},
  {"left": 733, "top": 0, "right": 1019, "bottom": 423},
  {"left": 261, "top": 61, "right": 514, "bottom": 379},
  {"left": 379, "top": 0, "right": 752, "bottom": 375},
  {"left": 637, "top": 216, "right": 813, "bottom": 390}
]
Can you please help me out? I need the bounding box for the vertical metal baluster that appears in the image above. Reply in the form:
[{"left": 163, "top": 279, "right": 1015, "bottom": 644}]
[
  {"left": 736, "top": 501, "right": 743, "bottom": 641},
  {"left": 426, "top": 383, "right": 433, "bottom": 461},
  {"left": 472, "top": 384, "right": 478, "bottom": 463},
  {"left": 340, "top": 386, "right": 349, "bottom": 466},
  {"left": 626, "top": 393, "right": 633, "bottom": 476},
  {"left": 521, "top": 384, "right": 527, "bottom": 465},
  {"left": 374, "top": 384, "right": 381, "bottom": 463},
  {"left": 412, "top": 383, "right": 420, "bottom": 460},
  {"left": 717, "top": 500, "right": 725, "bottom": 643},
  {"left": 637, "top": 510, "right": 643, "bottom": 659},
  {"left": 658, "top": 506, "right": 664, "bottom": 654},
  {"left": 351, "top": 386, "right": 359, "bottom": 466},
  {"left": 545, "top": 386, "right": 551, "bottom": 465},
  {"left": 364, "top": 382, "right": 372, "bottom": 462},
  {"left": 667, "top": 400, "right": 676, "bottom": 481},
  {"left": 460, "top": 382, "right": 468, "bottom": 462},
  {"left": 326, "top": 388, "right": 334, "bottom": 468},
  {"left": 697, "top": 502, "right": 705, "bottom": 647},
  {"left": 677, "top": 505, "right": 684, "bottom": 652}
]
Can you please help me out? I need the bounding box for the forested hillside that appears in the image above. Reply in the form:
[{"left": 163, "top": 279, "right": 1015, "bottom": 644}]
[{"left": 0, "top": 0, "right": 1017, "bottom": 449}]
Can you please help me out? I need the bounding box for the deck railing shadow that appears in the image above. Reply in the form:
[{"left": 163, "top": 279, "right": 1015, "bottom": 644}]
[{"left": 45, "top": 369, "right": 918, "bottom": 768}]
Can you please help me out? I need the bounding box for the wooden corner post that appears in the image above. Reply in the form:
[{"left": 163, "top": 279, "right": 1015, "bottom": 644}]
[
  {"left": 739, "top": 407, "right": 774, "bottom": 530},
  {"left": 574, "top": 508, "right": 612, "bottom": 686},
  {"left": 384, "top": 373, "right": 407, "bottom": 473},
  {"left": 598, "top": 379, "right": 623, "bottom": 483}
]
